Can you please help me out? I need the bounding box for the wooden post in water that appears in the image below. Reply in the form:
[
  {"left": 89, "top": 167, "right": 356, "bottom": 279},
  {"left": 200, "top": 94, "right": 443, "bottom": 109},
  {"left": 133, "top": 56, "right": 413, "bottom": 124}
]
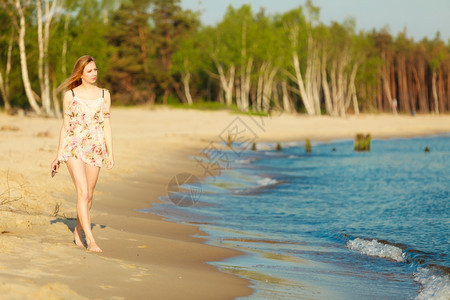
[
  {"left": 276, "top": 142, "right": 282, "bottom": 151},
  {"left": 305, "top": 139, "right": 311, "bottom": 153},
  {"left": 252, "top": 142, "right": 257, "bottom": 151},
  {"left": 354, "top": 134, "right": 371, "bottom": 151},
  {"left": 227, "top": 134, "right": 232, "bottom": 147}
]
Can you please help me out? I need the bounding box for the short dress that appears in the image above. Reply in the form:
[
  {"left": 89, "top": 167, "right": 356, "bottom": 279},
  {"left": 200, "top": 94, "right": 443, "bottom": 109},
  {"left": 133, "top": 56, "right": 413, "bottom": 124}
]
[{"left": 58, "top": 89, "right": 110, "bottom": 167}]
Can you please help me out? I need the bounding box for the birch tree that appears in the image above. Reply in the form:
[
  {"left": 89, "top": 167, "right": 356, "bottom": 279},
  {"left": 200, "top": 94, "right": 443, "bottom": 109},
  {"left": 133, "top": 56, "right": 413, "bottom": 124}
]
[
  {"left": 150, "top": 0, "right": 197, "bottom": 104},
  {"left": 283, "top": 7, "right": 319, "bottom": 115},
  {"left": 428, "top": 34, "right": 446, "bottom": 115},
  {"left": 253, "top": 10, "right": 285, "bottom": 112},
  {"left": 204, "top": 8, "right": 241, "bottom": 107},
  {"left": 0, "top": 27, "right": 13, "bottom": 114},
  {"left": 2, "top": 0, "right": 41, "bottom": 114},
  {"left": 172, "top": 25, "right": 202, "bottom": 105},
  {"left": 36, "top": 0, "right": 58, "bottom": 116}
]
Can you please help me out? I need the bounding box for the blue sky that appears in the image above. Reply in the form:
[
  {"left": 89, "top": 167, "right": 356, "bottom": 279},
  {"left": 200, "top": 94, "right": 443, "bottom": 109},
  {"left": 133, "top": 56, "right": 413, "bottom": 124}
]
[{"left": 180, "top": 0, "right": 450, "bottom": 42}]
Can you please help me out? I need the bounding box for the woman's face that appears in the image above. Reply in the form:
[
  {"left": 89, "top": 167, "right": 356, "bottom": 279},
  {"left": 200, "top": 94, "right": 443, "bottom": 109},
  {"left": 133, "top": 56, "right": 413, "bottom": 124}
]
[{"left": 81, "top": 61, "right": 97, "bottom": 84}]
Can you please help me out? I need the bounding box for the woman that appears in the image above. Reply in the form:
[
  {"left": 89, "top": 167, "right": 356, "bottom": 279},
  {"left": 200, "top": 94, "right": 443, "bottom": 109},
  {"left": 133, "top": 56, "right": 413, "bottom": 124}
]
[{"left": 51, "top": 55, "right": 114, "bottom": 253}]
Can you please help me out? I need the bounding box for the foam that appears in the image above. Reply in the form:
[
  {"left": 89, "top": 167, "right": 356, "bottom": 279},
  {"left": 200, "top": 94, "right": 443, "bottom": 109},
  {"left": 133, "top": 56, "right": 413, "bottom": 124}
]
[
  {"left": 235, "top": 159, "right": 251, "bottom": 164},
  {"left": 414, "top": 267, "right": 450, "bottom": 300},
  {"left": 257, "top": 177, "right": 278, "bottom": 186},
  {"left": 347, "top": 238, "right": 406, "bottom": 262}
]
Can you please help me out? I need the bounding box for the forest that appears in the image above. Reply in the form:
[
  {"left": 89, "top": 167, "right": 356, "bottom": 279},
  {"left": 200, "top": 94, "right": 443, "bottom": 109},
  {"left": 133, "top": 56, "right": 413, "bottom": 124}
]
[{"left": 0, "top": 0, "right": 449, "bottom": 117}]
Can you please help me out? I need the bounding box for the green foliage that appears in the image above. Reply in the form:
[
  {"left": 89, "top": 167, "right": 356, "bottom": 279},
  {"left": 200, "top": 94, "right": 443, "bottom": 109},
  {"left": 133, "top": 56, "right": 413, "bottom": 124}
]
[
  {"left": 105, "top": 0, "right": 153, "bottom": 104},
  {"left": 0, "top": 0, "right": 449, "bottom": 114}
]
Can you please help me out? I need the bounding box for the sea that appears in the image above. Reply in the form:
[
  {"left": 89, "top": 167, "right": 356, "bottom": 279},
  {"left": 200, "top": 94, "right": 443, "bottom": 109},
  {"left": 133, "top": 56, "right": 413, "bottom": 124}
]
[{"left": 141, "top": 134, "right": 449, "bottom": 299}]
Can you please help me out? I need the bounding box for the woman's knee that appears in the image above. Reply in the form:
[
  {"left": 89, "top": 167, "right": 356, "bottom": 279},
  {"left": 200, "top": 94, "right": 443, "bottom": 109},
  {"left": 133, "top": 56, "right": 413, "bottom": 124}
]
[{"left": 77, "top": 188, "right": 90, "bottom": 202}]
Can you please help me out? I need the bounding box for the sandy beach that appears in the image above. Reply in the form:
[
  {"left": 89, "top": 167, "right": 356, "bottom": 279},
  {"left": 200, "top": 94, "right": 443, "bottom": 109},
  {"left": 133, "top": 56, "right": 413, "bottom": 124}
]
[{"left": 0, "top": 107, "right": 449, "bottom": 299}]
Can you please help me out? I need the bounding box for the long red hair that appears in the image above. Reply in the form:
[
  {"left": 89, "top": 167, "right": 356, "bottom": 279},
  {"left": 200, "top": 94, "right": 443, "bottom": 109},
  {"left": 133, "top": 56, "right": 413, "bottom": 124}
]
[{"left": 57, "top": 55, "right": 96, "bottom": 92}]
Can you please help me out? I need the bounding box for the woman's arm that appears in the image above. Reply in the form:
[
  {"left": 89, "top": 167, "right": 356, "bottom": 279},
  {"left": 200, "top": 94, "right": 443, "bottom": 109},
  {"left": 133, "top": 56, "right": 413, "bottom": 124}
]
[
  {"left": 51, "top": 91, "right": 71, "bottom": 174},
  {"left": 103, "top": 90, "right": 114, "bottom": 169}
]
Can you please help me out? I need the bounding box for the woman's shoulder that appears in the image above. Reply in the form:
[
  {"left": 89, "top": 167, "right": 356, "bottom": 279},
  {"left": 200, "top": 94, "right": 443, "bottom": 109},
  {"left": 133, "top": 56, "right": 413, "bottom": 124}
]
[
  {"left": 63, "top": 89, "right": 74, "bottom": 99},
  {"left": 100, "top": 87, "right": 110, "bottom": 94},
  {"left": 72, "top": 86, "right": 108, "bottom": 98},
  {"left": 101, "top": 88, "right": 111, "bottom": 99},
  {"left": 92, "top": 86, "right": 110, "bottom": 96}
]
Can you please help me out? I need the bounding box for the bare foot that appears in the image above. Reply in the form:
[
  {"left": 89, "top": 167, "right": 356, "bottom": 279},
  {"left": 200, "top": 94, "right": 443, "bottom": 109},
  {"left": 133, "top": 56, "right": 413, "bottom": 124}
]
[
  {"left": 87, "top": 242, "right": 103, "bottom": 253},
  {"left": 73, "top": 227, "right": 84, "bottom": 247}
]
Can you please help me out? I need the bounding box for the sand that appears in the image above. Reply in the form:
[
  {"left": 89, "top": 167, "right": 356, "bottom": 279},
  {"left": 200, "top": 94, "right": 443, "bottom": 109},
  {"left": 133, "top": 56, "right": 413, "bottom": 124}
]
[{"left": 0, "top": 107, "right": 449, "bottom": 299}]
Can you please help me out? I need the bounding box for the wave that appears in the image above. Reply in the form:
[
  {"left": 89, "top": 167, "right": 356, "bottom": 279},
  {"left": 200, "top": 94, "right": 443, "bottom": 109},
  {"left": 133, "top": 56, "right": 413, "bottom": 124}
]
[
  {"left": 257, "top": 177, "right": 278, "bottom": 186},
  {"left": 414, "top": 267, "right": 450, "bottom": 300},
  {"left": 347, "top": 238, "right": 406, "bottom": 262},
  {"left": 229, "top": 176, "right": 281, "bottom": 195},
  {"left": 347, "top": 238, "right": 450, "bottom": 299},
  {"left": 234, "top": 159, "right": 252, "bottom": 164}
]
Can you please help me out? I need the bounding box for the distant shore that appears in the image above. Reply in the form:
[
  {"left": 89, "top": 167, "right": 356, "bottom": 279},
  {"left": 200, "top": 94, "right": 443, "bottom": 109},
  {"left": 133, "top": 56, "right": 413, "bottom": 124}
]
[{"left": 0, "top": 107, "right": 449, "bottom": 299}]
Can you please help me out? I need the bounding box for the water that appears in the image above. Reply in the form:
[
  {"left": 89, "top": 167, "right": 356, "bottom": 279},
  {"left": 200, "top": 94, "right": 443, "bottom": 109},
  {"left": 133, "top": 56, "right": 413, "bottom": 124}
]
[{"left": 142, "top": 135, "right": 450, "bottom": 299}]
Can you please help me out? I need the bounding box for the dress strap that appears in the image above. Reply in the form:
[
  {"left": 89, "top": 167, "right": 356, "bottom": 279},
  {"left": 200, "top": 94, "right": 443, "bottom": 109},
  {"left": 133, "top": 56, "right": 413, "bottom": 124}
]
[
  {"left": 71, "top": 89, "right": 74, "bottom": 97},
  {"left": 102, "top": 89, "right": 104, "bottom": 98}
]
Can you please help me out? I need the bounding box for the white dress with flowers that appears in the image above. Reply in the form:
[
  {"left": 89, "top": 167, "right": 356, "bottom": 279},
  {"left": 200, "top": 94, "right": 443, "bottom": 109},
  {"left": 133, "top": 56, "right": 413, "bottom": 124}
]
[{"left": 58, "top": 90, "right": 110, "bottom": 167}]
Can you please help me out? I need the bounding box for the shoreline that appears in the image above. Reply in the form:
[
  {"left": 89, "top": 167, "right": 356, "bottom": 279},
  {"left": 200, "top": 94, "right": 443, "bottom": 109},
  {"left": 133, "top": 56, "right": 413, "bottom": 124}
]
[
  {"left": 0, "top": 107, "right": 449, "bottom": 299},
  {"left": 91, "top": 144, "right": 254, "bottom": 299}
]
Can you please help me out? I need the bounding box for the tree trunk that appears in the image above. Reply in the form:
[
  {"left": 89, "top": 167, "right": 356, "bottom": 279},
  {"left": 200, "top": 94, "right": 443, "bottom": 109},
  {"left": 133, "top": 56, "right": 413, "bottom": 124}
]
[
  {"left": 287, "top": 23, "right": 315, "bottom": 115},
  {"left": 401, "top": 55, "right": 410, "bottom": 113},
  {"left": 304, "top": 34, "right": 321, "bottom": 115},
  {"left": 330, "top": 59, "right": 339, "bottom": 115},
  {"left": 381, "top": 49, "right": 395, "bottom": 114},
  {"left": 0, "top": 32, "right": 13, "bottom": 114},
  {"left": 446, "top": 64, "right": 450, "bottom": 112},
  {"left": 377, "top": 77, "right": 382, "bottom": 111},
  {"left": 36, "top": 0, "right": 57, "bottom": 116},
  {"left": 271, "top": 82, "right": 280, "bottom": 110},
  {"left": 336, "top": 52, "right": 349, "bottom": 116},
  {"left": 217, "top": 63, "right": 235, "bottom": 107},
  {"left": 431, "top": 70, "right": 439, "bottom": 114},
  {"left": 235, "top": 78, "right": 241, "bottom": 110},
  {"left": 256, "top": 63, "right": 266, "bottom": 112},
  {"left": 36, "top": 0, "right": 45, "bottom": 108},
  {"left": 437, "top": 69, "right": 445, "bottom": 113},
  {"left": 389, "top": 54, "right": 396, "bottom": 109},
  {"left": 292, "top": 51, "right": 314, "bottom": 114},
  {"left": 138, "top": 25, "right": 148, "bottom": 74},
  {"left": 182, "top": 72, "right": 193, "bottom": 105},
  {"left": 52, "top": 76, "right": 62, "bottom": 118},
  {"left": 262, "top": 66, "right": 278, "bottom": 112},
  {"left": 352, "top": 83, "right": 359, "bottom": 116},
  {"left": 412, "top": 66, "right": 422, "bottom": 113},
  {"left": 281, "top": 80, "right": 292, "bottom": 113},
  {"left": 382, "top": 71, "right": 395, "bottom": 114},
  {"left": 309, "top": 40, "right": 321, "bottom": 115},
  {"left": 240, "top": 57, "right": 252, "bottom": 112},
  {"left": 345, "top": 61, "right": 359, "bottom": 111},
  {"left": 43, "top": 0, "right": 58, "bottom": 116},
  {"left": 407, "top": 62, "right": 417, "bottom": 113},
  {"left": 61, "top": 14, "right": 69, "bottom": 75},
  {"left": 321, "top": 47, "right": 332, "bottom": 115},
  {"left": 417, "top": 59, "right": 428, "bottom": 113},
  {"left": 16, "top": 0, "right": 41, "bottom": 114}
]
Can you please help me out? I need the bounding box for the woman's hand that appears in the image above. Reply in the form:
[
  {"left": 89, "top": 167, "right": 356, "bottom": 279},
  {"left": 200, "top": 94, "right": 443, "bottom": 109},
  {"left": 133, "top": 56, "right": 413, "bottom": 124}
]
[
  {"left": 107, "top": 155, "right": 115, "bottom": 169},
  {"left": 51, "top": 159, "right": 60, "bottom": 177}
]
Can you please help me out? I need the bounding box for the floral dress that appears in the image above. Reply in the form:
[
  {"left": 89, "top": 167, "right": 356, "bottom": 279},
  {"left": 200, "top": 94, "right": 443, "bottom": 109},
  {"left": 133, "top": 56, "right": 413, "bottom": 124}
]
[{"left": 58, "top": 89, "right": 110, "bottom": 167}]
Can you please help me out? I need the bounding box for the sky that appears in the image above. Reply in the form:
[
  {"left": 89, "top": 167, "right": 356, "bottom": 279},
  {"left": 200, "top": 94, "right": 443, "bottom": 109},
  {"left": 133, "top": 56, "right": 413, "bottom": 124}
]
[{"left": 180, "top": 0, "right": 450, "bottom": 42}]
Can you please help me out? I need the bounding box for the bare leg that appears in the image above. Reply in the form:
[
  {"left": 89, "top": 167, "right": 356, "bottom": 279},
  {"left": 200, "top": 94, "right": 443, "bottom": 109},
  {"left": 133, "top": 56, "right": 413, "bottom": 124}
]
[
  {"left": 73, "top": 216, "right": 84, "bottom": 247},
  {"left": 73, "top": 165, "right": 99, "bottom": 247},
  {"left": 66, "top": 158, "right": 102, "bottom": 253},
  {"left": 85, "top": 163, "right": 101, "bottom": 251}
]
